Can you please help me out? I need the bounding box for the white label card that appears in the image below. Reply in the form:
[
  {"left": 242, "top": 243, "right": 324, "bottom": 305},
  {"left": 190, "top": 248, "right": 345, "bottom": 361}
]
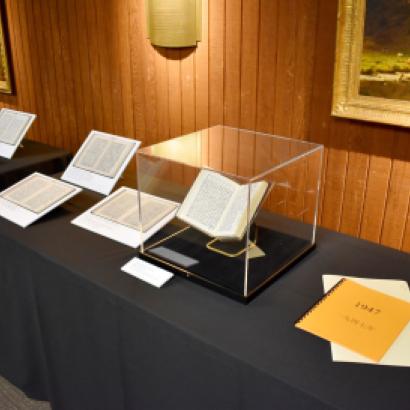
[
  {"left": 0, "top": 108, "right": 36, "bottom": 159},
  {"left": 61, "top": 130, "right": 140, "bottom": 195},
  {"left": 121, "top": 257, "right": 174, "bottom": 288}
]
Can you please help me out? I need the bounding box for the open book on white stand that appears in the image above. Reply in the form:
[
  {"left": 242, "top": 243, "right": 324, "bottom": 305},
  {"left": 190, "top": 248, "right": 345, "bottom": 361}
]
[
  {"left": 0, "top": 172, "right": 81, "bottom": 228},
  {"left": 72, "top": 186, "right": 179, "bottom": 248},
  {"left": 177, "top": 169, "right": 269, "bottom": 241},
  {"left": 323, "top": 275, "right": 410, "bottom": 367},
  {"left": 61, "top": 130, "right": 140, "bottom": 195},
  {"left": 0, "top": 108, "right": 36, "bottom": 159}
]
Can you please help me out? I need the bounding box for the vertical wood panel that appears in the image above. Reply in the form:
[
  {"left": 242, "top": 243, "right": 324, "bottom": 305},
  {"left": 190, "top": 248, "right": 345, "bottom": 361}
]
[
  {"left": 64, "top": 0, "right": 85, "bottom": 145},
  {"left": 195, "top": 0, "right": 209, "bottom": 129},
  {"left": 208, "top": 0, "right": 224, "bottom": 126},
  {"left": 154, "top": 48, "right": 170, "bottom": 142},
  {"left": 56, "top": 0, "right": 79, "bottom": 148},
  {"left": 85, "top": 0, "right": 104, "bottom": 129},
  {"left": 402, "top": 208, "right": 410, "bottom": 252},
  {"left": 0, "top": 0, "right": 408, "bottom": 252},
  {"left": 15, "top": 0, "right": 43, "bottom": 138},
  {"left": 142, "top": 25, "right": 159, "bottom": 143},
  {"left": 360, "top": 129, "right": 395, "bottom": 242},
  {"left": 128, "top": 0, "right": 146, "bottom": 138},
  {"left": 291, "top": 0, "right": 318, "bottom": 140},
  {"left": 224, "top": 0, "right": 241, "bottom": 127},
  {"left": 4, "top": 1, "right": 23, "bottom": 111},
  {"left": 32, "top": 0, "right": 59, "bottom": 145},
  {"left": 181, "top": 50, "right": 196, "bottom": 134},
  {"left": 74, "top": 0, "right": 95, "bottom": 139},
  {"left": 256, "top": 0, "right": 277, "bottom": 134},
  {"left": 117, "top": 0, "right": 134, "bottom": 139},
  {"left": 308, "top": 0, "right": 339, "bottom": 226},
  {"left": 320, "top": 127, "right": 349, "bottom": 231},
  {"left": 239, "top": 0, "right": 259, "bottom": 130},
  {"left": 95, "top": 0, "right": 114, "bottom": 133},
  {"left": 49, "top": 0, "right": 69, "bottom": 149},
  {"left": 273, "top": 0, "right": 297, "bottom": 136},
  {"left": 339, "top": 129, "right": 370, "bottom": 237},
  {"left": 380, "top": 134, "right": 410, "bottom": 248},
  {"left": 167, "top": 50, "right": 182, "bottom": 138}
]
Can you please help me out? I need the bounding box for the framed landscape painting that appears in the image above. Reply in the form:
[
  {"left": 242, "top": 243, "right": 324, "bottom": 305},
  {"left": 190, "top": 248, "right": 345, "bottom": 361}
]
[
  {"left": 0, "top": 1, "right": 12, "bottom": 94},
  {"left": 332, "top": 0, "right": 410, "bottom": 127}
]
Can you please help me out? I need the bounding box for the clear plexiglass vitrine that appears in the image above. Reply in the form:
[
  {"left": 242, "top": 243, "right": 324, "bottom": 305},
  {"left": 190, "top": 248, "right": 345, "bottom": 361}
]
[{"left": 137, "top": 126, "right": 323, "bottom": 302}]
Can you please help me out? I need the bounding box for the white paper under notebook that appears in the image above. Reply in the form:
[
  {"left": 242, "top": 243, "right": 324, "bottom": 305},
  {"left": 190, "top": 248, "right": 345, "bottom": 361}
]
[
  {"left": 72, "top": 187, "right": 179, "bottom": 248},
  {"left": 61, "top": 130, "right": 140, "bottom": 195},
  {"left": 121, "top": 257, "right": 174, "bottom": 288},
  {"left": 323, "top": 275, "right": 410, "bottom": 367}
]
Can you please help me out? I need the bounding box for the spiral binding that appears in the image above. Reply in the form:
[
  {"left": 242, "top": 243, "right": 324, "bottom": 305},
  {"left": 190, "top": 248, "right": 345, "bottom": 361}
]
[{"left": 295, "top": 278, "right": 347, "bottom": 325}]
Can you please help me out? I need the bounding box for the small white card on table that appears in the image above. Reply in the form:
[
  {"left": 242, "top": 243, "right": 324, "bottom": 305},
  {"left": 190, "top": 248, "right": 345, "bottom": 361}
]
[
  {"left": 61, "top": 130, "right": 140, "bottom": 195},
  {"left": 122, "top": 257, "right": 174, "bottom": 288},
  {"left": 0, "top": 108, "right": 36, "bottom": 159},
  {"left": 0, "top": 172, "right": 82, "bottom": 228}
]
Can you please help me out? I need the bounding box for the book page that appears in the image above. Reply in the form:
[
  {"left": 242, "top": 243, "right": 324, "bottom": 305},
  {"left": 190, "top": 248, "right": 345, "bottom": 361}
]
[
  {"left": 0, "top": 110, "right": 31, "bottom": 145},
  {"left": 93, "top": 188, "right": 136, "bottom": 222},
  {"left": 74, "top": 133, "right": 135, "bottom": 178},
  {"left": 1, "top": 174, "right": 76, "bottom": 214},
  {"left": 74, "top": 136, "right": 106, "bottom": 171},
  {"left": 177, "top": 170, "right": 238, "bottom": 237},
  {"left": 94, "top": 140, "right": 134, "bottom": 177},
  {"left": 216, "top": 181, "right": 268, "bottom": 239},
  {"left": 92, "top": 189, "right": 177, "bottom": 232}
]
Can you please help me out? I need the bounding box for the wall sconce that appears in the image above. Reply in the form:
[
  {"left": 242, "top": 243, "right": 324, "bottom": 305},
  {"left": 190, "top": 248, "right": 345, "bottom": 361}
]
[{"left": 146, "top": 0, "right": 201, "bottom": 48}]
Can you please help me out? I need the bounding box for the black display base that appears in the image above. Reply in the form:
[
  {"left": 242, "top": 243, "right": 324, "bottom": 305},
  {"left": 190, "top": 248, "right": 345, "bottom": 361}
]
[{"left": 139, "top": 224, "right": 315, "bottom": 303}]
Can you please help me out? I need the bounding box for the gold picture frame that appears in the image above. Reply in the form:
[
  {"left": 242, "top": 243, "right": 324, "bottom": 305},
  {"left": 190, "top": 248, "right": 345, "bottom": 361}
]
[
  {"left": 332, "top": 0, "right": 410, "bottom": 127},
  {"left": 0, "top": 1, "right": 12, "bottom": 94}
]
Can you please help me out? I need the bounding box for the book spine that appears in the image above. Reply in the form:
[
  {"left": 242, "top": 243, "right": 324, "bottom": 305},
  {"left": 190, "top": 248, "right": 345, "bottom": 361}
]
[{"left": 295, "top": 278, "right": 347, "bottom": 325}]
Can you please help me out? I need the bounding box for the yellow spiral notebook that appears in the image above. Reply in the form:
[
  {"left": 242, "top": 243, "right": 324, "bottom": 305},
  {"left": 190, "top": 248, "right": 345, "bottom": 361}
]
[{"left": 295, "top": 279, "right": 410, "bottom": 362}]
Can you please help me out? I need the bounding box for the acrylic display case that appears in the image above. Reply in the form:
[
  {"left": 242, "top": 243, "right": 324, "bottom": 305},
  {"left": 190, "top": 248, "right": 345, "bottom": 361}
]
[{"left": 137, "top": 126, "right": 323, "bottom": 302}]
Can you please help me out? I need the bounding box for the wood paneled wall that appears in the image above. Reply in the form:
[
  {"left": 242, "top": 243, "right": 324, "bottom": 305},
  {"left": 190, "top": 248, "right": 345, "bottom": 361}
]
[{"left": 1, "top": 0, "right": 410, "bottom": 252}]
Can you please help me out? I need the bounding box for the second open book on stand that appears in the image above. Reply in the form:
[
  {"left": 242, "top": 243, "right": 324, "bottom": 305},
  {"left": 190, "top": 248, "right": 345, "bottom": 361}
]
[{"left": 176, "top": 169, "right": 269, "bottom": 241}]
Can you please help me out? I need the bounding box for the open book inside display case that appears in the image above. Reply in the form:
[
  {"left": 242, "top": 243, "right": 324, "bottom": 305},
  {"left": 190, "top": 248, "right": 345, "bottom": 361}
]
[{"left": 137, "top": 126, "right": 323, "bottom": 302}]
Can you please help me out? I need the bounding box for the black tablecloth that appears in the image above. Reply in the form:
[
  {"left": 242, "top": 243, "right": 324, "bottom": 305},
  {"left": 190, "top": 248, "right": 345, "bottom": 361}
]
[
  {"left": 0, "top": 140, "right": 71, "bottom": 190},
  {"left": 0, "top": 192, "right": 409, "bottom": 410}
]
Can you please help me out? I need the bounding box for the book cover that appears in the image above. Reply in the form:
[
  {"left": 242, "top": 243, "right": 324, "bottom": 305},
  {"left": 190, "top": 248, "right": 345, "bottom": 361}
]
[{"left": 296, "top": 279, "right": 410, "bottom": 362}]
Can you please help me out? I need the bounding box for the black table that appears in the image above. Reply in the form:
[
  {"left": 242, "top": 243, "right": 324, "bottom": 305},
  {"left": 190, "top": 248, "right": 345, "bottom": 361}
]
[
  {"left": 0, "top": 191, "right": 409, "bottom": 410},
  {"left": 0, "top": 140, "right": 71, "bottom": 190}
]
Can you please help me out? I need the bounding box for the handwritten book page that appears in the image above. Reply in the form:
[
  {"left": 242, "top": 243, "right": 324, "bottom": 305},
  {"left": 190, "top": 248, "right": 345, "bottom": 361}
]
[
  {"left": 92, "top": 188, "right": 177, "bottom": 232},
  {"left": 0, "top": 110, "right": 31, "bottom": 145},
  {"left": 74, "top": 133, "right": 135, "bottom": 178},
  {"left": 177, "top": 169, "right": 268, "bottom": 240},
  {"left": 1, "top": 173, "right": 76, "bottom": 214}
]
